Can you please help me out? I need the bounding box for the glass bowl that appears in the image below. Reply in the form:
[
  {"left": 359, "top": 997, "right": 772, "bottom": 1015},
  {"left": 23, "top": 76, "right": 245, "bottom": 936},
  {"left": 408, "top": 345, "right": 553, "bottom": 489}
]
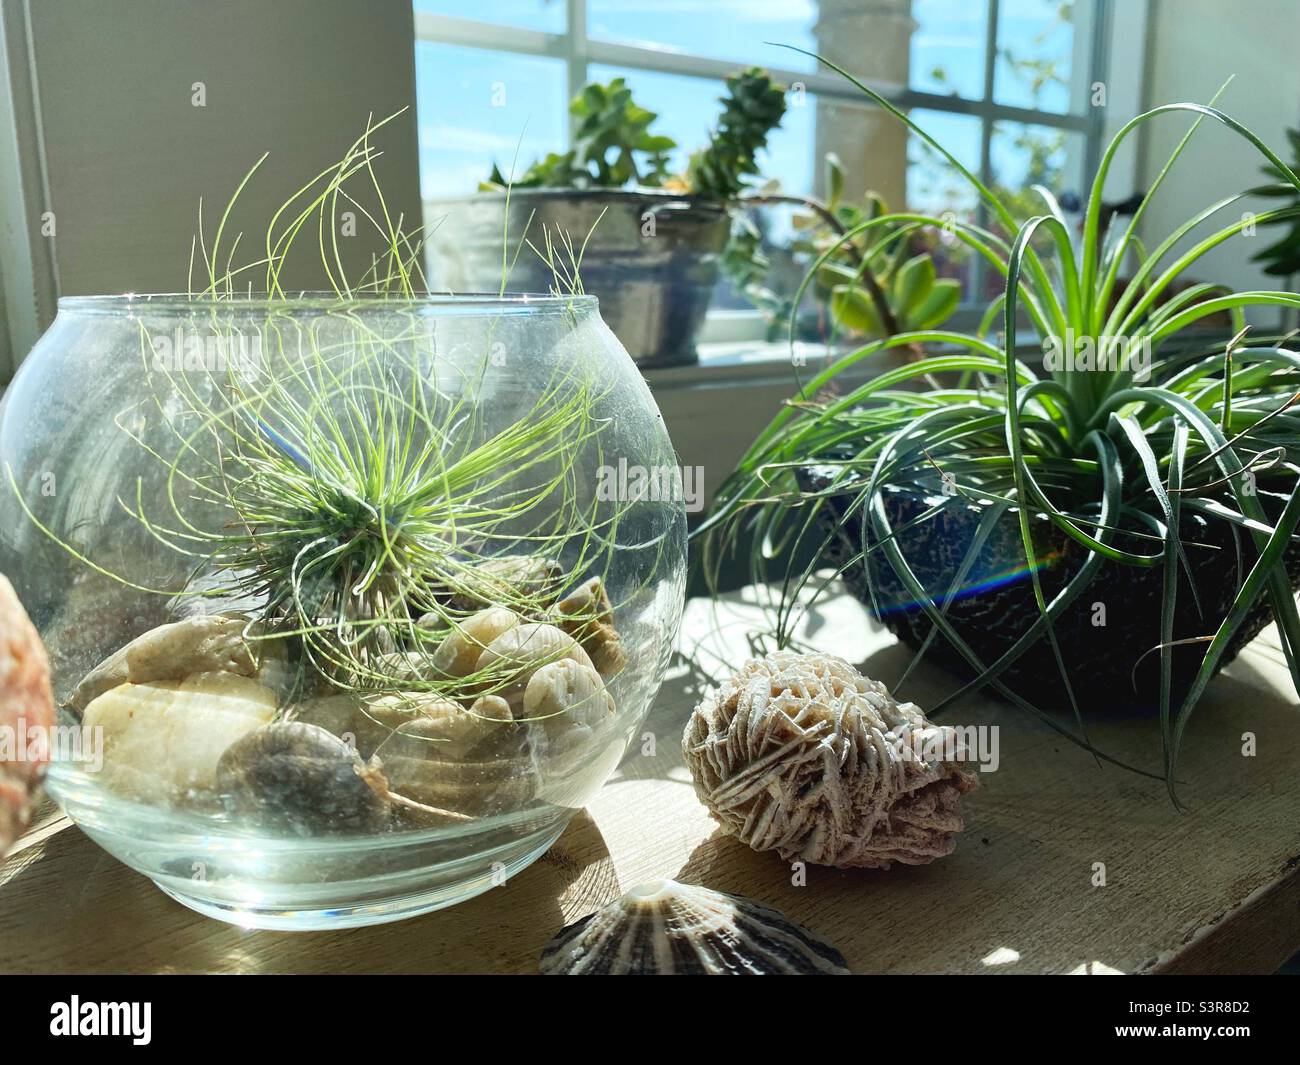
[{"left": 0, "top": 293, "right": 686, "bottom": 929}]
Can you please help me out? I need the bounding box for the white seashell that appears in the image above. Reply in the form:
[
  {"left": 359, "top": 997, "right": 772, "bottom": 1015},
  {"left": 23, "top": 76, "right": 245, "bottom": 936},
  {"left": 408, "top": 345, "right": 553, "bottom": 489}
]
[
  {"left": 476, "top": 621, "right": 593, "bottom": 673},
  {"left": 552, "top": 576, "right": 628, "bottom": 677},
  {"left": 428, "top": 607, "right": 520, "bottom": 678},
  {"left": 539, "top": 879, "right": 850, "bottom": 975},
  {"left": 522, "top": 659, "right": 614, "bottom": 733},
  {"left": 468, "top": 694, "right": 514, "bottom": 722},
  {"left": 444, "top": 555, "right": 565, "bottom": 611},
  {"left": 371, "top": 691, "right": 513, "bottom": 759},
  {"left": 474, "top": 622, "right": 595, "bottom": 707},
  {"left": 682, "top": 651, "right": 977, "bottom": 870},
  {"left": 371, "top": 650, "right": 440, "bottom": 684},
  {"left": 374, "top": 717, "right": 536, "bottom": 819},
  {"left": 82, "top": 671, "right": 277, "bottom": 800}
]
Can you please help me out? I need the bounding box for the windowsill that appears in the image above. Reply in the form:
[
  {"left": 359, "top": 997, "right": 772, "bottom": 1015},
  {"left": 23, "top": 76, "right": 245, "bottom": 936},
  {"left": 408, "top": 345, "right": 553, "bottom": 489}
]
[
  {"left": 641, "top": 340, "right": 835, "bottom": 390},
  {"left": 642, "top": 334, "right": 1050, "bottom": 390}
]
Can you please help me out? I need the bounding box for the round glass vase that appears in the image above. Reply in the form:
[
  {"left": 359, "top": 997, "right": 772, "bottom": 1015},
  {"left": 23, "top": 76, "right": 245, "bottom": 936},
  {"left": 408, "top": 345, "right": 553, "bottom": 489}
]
[{"left": 0, "top": 293, "right": 686, "bottom": 929}]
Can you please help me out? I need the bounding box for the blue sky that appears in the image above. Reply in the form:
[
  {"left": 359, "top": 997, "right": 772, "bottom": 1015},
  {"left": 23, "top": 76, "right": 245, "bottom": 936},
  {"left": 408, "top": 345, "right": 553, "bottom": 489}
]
[{"left": 415, "top": 0, "right": 1085, "bottom": 208}]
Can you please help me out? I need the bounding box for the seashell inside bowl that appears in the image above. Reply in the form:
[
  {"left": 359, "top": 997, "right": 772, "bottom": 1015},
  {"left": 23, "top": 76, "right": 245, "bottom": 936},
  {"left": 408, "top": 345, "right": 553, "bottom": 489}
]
[
  {"left": 539, "top": 879, "right": 850, "bottom": 975},
  {"left": 68, "top": 614, "right": 261, "bottom": 715},
  {"left": 374, "top": 717, "right": 536, "bottom": 821},
  {"left": 551, "top": 576, "right": 627, "bottom": 677},
  {"left": 216, "top": 721, "right": 391, "bottom": 835}
]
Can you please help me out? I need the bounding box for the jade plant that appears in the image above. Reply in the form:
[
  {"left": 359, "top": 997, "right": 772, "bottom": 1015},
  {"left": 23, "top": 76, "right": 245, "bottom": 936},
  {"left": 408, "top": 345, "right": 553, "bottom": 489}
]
[
  {"left": 483, "top": 77, "right": 676, "bottom": 190},
  {"left": 724, "top": 153, "right": 961, "bottom": 341},
  {"left": 482, "top": 68, "right": 787, "bottom": 202},
  {"left": 699, "top": 54, "right": 1300, "bottom": 798}
]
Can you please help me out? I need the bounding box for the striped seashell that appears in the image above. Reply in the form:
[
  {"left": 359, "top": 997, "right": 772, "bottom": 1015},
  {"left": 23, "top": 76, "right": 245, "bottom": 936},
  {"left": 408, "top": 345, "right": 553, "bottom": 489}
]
[{"left": 539, "top": 879, "right": 849, "bottom": 975}]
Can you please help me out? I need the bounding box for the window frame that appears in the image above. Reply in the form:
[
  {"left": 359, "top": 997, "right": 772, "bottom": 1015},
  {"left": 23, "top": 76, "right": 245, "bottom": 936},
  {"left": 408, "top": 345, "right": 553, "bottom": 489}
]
[{"left": 414, "top": 0, "right": 1115, "bottom": 338}]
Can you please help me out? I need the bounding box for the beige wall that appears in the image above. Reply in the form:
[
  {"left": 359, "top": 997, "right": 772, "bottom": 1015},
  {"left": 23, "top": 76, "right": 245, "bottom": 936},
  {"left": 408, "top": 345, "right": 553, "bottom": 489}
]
[
  {"left": 811, "top": 0, "right": 910, "bottom": 207},
  {"left": 1138, "top": 0, "right": 1300, "bottom": 316},
  {"left": 1, "top": 0, "right": 421, "bottom": 368}
]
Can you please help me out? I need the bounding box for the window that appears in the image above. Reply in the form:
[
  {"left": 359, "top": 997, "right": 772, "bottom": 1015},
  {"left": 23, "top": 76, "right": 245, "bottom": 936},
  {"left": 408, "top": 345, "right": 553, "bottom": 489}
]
[{"left": 414, "top": 0, "right": 1112, "bottom": 334}]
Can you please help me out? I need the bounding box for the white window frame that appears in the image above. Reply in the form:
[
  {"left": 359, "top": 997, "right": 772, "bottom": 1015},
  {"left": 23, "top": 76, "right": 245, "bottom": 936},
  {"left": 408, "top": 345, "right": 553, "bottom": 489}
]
[{"left": 414, "top": 0, "right": 1116, "bottom": 339}]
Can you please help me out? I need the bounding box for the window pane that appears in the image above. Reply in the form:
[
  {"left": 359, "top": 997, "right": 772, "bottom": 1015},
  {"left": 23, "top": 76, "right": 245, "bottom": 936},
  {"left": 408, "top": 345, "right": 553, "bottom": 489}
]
[
  {"left": 990, "top": 120, "right": 1086, "bottom": 205},
  {"left": 738, "top": 104, "right": 983, "bottom": 331},
  {"left": 906, "top": 110, "right": 982, "bottom": 299},
  {"left": 414, "top": 0, "right": 565, "bottom": 34},
  {"left": 994, "top": 0, "right": 1097, "bottom": 115},
  {"left": 415, "top": 43, "right": 567, "bottom": 199},
  {"left": 906, "top": 109, "right": 981, "bottom": 217},
  {"left": 911, "top": 0, "right": 989, "bottom": 100},
  {"left": 588, "top": 0, "right": 818, "bottom": 72},
  {"left": 984, "top": 121, "right": 1086, "bottom": 301}
]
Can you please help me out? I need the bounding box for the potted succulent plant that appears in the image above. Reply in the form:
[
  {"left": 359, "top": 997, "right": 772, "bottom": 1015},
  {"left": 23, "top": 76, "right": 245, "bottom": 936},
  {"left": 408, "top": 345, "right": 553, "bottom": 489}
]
[
  {"left": 723, "top": 153, "right": 962, "bottom": 344},
  {"left": 426, "top": 69, "right": 786, "bottom": 367},
  {"left": 699, "top": 56, "right": 1300, "bottom": 795}
]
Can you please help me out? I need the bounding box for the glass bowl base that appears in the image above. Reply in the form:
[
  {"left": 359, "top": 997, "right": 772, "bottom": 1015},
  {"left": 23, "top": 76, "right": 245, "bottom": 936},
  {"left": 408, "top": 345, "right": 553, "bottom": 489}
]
[
  {"left": 140, "top": 821, "right": 567, "bottom": 931},
  {"left": 149, "top": 822, "right": 566, "bottom": 930}
]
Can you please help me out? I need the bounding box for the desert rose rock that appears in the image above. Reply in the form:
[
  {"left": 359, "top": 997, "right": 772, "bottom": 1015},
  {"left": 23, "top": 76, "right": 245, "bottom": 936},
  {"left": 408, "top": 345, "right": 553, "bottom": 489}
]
[{"left": 0, "top": 575, "right": 55, "bottom": 856}]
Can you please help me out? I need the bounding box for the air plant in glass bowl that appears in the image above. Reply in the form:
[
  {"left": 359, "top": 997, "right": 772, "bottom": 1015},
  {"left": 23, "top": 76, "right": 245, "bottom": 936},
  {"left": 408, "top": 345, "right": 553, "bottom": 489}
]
[
  {"left": 699, "top": 56, "right": 1300, "bottom": 799},
  {"left": 0, "top": 116, "right": 686, "bottom": 926}
]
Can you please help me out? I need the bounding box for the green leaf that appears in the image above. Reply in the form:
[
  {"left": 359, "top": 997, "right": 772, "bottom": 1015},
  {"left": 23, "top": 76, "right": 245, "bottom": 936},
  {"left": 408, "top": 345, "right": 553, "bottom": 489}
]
[
  {"left": 909, "top": 278, "right": 960, "bottom": 329},
  {"left": 830, "top": 284, "right": 882, "bottom": 334},
  {"left": 826, "top": 152, "right": 845, "bottom": 211},
  {"left": 892, "top": 253, "right": 936, "bottom": 319},
  {"left": 637, "top": 134, "right": 677, "bottom": 153}
]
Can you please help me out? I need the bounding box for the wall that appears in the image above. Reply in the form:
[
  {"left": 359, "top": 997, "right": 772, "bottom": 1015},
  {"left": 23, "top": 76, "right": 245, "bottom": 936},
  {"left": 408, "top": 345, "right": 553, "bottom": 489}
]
[
  {"left": 0, "top": 0, "right": 422, "bottom": 373},
  {"left": 1138, "top": 0, "right": 1300, "bottom": 317}
]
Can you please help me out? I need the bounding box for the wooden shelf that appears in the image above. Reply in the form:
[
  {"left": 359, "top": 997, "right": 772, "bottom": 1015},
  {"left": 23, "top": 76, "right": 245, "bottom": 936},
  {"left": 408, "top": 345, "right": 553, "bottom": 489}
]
[{"left": 3, "top": 583, "right": 1298, "bottom": 974}]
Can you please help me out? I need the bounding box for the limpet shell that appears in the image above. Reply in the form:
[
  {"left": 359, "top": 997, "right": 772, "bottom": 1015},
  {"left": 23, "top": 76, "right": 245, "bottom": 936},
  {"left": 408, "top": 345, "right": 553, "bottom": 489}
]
[
  {"left": 216, "top": 721, "right": 390, "bottom": 834},
  {"left": 539, "top": 880, "right": 850, "bottom": 975}
]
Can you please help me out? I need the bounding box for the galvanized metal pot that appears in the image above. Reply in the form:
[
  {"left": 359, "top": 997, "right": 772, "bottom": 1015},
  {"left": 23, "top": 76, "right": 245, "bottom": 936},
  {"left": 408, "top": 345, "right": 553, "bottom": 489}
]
[{"left": 425, "top": 188, "right": 730, "bottom": 368}]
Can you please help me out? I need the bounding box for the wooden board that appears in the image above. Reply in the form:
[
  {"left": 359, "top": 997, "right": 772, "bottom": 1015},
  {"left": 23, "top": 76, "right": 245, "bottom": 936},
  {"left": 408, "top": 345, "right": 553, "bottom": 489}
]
[{"left": 2, "top": 583, "right": 1298, "bottom": 974}]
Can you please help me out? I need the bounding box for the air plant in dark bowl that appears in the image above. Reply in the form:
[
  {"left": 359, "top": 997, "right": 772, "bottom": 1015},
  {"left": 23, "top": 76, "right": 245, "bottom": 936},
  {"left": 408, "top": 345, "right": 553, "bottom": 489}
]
[{"left": 698, "top": 56, "right": 1300, "bottom": 796}]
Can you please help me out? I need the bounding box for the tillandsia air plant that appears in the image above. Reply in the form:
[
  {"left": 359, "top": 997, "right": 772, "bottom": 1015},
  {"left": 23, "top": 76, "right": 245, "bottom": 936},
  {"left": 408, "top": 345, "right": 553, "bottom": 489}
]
[
  {"left": 699, "top": 53, "right": 1300, "bottom": 799},
  {"left": 12, "top": 113, "right": 636, "bottom": 713}
]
